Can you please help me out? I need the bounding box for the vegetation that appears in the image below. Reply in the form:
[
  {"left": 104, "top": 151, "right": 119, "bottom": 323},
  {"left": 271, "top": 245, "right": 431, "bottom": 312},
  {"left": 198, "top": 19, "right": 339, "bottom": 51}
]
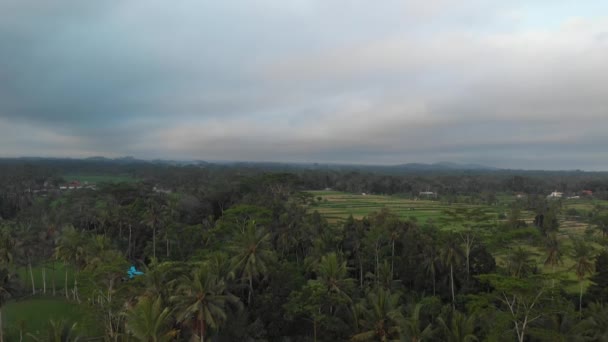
[{"left": 1, "top": 159, "right": 608, "bottom": 340}]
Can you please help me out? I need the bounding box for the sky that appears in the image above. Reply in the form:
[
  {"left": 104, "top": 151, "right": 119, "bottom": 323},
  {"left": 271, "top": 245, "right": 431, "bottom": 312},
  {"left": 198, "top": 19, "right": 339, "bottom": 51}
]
[{"left": 1, "top": 1, "right": 608, "bottom": 170}]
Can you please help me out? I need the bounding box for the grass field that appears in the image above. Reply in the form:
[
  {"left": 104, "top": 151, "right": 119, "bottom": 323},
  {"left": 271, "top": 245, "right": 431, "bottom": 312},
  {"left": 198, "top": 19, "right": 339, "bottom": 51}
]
[
  {"left": 16, "top": 262, "right": 75, "bottom": 294},
  {"left": 308, "top": 190, "right": 608, "bottom": 294},
  {"left": 307, "top": 191, "right": 510, "bottom": 224},
  {"left": 63, "top": 174, "right": 139, "bottom": 184},
  {"left": 2, "top": 297, "right": 97, "bottom": 338}
]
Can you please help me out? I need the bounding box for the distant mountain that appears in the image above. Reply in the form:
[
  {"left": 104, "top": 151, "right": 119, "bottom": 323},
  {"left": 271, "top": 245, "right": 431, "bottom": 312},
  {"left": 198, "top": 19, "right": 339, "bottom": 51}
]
[{"left": 391, "top": 162, "right": 498, "bottom": 171}]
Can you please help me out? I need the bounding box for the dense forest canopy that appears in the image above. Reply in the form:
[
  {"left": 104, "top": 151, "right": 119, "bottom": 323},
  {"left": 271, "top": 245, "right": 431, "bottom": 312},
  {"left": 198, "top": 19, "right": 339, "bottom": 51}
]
[{"left": 1, "top": 158, "right": 608, "bottom": 340}]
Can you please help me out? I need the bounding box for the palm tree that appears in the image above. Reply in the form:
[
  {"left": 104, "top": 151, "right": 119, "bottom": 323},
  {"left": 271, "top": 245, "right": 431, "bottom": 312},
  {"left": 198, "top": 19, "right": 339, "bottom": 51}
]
[
  {"left": 55, "top": 226, "right": 86, "bottom": 301},
  {"left": 400, "top": 303, "right": 433, "bottom": 342},
  {"left": 421, "top": 245, "right": 439, "bottom": 296},
  {"left": 27, "top": 319, "right": 81, "bottom": 342},
  {"left": 316, "top": 253, "right": 353, "bottom": 295},
  {"left": 0, "top": 227, "right": 14, "bottom": 266},
  {"left": 142, "top": 199, "right": 164, "bottom": 260},
  {"left": 171, "top": 266, "right": 241, "bottom": 342},
  {"left": 543, "top": 233, "right": 563, "bottom": 287},
  {"left": 125, "top": 295, "right": 177, "bottom": 341},
  {"left": 228, "top": 222, "right": 274, "bottom": 304},
  {"left": 576, "top": 302, "right": 608, "bottom": 340},
  {"left": 506, "top": 247, "right": 535, "bottom": 279},
  {"left": 164, "top": 194, "right": 181, "bottom": 258},
  {"left": 572, "top": 240, "right": 595, "bottom": 317},
  {"left": 352, "top": 288, "right": 404, "bottom": 341},
  {"left": 0, "top": 268, "right": 18, "bottom": 342},
  {"left": 437, "top": 310, "right": 478, "bottom": 342},
  {"left": 441, "top": 237, "right": 464, "bottom": 309}
]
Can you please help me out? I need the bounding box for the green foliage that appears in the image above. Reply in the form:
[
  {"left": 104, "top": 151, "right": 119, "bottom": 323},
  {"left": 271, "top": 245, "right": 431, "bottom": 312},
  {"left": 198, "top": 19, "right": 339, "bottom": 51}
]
[
  {"left": 125, "top": 295, "right": 177, "bottom": 341},
  {"left": 4, "top": 162, "right": 608, "bottom": 340},
  {"left": 352, "top": 287, "right": 404, "bottom": 341}
]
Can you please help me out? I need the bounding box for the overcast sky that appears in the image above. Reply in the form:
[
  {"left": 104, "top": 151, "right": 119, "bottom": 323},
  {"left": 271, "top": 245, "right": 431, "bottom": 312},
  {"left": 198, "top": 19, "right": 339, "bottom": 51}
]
[{"left": 1, "top": 1, "right": 607, "bottom": 170}]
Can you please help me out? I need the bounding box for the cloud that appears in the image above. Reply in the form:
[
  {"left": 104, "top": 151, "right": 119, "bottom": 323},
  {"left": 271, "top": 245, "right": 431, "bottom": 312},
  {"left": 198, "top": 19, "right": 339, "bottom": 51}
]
[{"left": 1, "top": 1, "right": 607, "bottom": 169}]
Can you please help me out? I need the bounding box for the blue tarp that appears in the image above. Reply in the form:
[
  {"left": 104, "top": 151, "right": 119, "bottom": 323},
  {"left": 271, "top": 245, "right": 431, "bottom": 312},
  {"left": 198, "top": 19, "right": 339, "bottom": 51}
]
[{"left": 127, "top": 265, "right": 144, "bottom": 279}]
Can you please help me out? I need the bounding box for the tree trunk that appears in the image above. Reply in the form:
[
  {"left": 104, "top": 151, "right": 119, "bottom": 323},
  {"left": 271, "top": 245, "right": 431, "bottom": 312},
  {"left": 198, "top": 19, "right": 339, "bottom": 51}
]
[
  {"left": 359, "top": 257, "right": 363, "bottom": 288},
  {"left": 0, "top": 307, "right": 3, "bottom": 342},
  {"left": 432, "top": 270, "right": 436, "bottom": 296},
  {"left": 28, "top": 259, "right": 36, "bottom": 295},
  {"left": 127, "top": 224, "right": 132, "bottom": 259},
  {"left": 579, "top": 281, "right": 583, "bottom": 319},
  {"left": 450, "top": 264, "right": 455, "bottom": 310},
  {"left": 466, "top": 251, "right": 470, "bottom": 283},
  {"left": 166, "top": 236, "right": 170, "bottom": 257},
  {"left": 313, "top": 319, "right": 317, "bottom": 342},
  {"left": 52, "top": 260, "right": 56, "bottom": 296},
  {"left": 200, "top": 318, "right": 205, "bottom": 342},
  {"left": 42, "top": 266, "right": 46, "bottom": 294},
  {"left": 375, "top": 240, "right": 380, "bottom": 285},
  {"left": 248, "top": 276, "right": 253, "bottom": 305},
  {"left": 64, "top": 264, "right": 69, "bottom": 299},
  {"left": 152, "top": 224, "right": 156, "bottom": 260},
  {"left": 391, "top": 240, "right": 395, "bottom": 276},
  {"left": 73, "top": 276, "right": 79, "bottom": 303}
]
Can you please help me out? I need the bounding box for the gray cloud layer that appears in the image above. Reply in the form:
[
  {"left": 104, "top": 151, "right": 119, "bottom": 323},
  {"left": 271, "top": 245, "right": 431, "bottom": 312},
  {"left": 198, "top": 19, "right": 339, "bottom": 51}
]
[{"left": 1, "top": 1, "right": 608, "bottom": 169}]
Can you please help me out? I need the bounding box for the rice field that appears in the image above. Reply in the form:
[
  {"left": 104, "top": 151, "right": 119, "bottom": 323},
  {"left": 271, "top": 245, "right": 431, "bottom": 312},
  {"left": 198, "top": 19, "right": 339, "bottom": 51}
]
[
  {"left": 308, "top": 190, "right": 607, "bottom": 294},
  {"left": 307, "top": 191, "right": 509, "bottom": 224}
]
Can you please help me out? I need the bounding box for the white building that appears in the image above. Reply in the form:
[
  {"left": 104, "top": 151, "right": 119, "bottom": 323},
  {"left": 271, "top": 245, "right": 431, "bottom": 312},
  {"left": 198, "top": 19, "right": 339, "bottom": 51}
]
[{"left": 547, "top": 191, "right": 563, "bottom": 198}]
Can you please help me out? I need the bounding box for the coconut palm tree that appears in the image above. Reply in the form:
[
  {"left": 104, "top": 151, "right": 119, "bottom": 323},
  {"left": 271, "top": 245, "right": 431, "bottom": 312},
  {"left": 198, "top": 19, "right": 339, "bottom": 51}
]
[
  {"left": 27, "top": 319, "right": 81, "bottom": 342},
  {"left": 576, "top": 302, "right": 608, "bottom": 340},
  {"left": 436, "top": 310, "right": 478, "bottom": 342},
  {"left": 572, "top": 240, "right": 595, "bottom": 317},
  {"left": 228, "top": 221, "right": 274, "bottom": 304},
  {"left": 352, "top": 287, "right": 404, "bottom": 341},
  {"left": 506, "top": 247, "right": 536, "bottom": 279},
  {"left": 125, "top": 295, "right": 177, "bottom": 342},
  {"left": 316, "top": 253, "right": 353, "bottom": 296},
  {"left": 441, "top": 237, "right": 464, "bottom": 309},
  {"left": 421, "top": 245, "right": 439, "bottom": 296},
  {"left": 0, "top": 227, "right": 14, "bottom": 266},
  {"left": 55, "top": 226, "right": 86, "bottom": 301},
  {"left": 400, "top": 303, "right": 433, "bottom": 342},
  {"left": 142, "top": 199, "right": 164, "bottom": 261},
  {"left": 0, "top": 268, "right": 19, "bottom": 342},
  {"left": 171, "top": 266, "right": 241, "bottom": 342},
  {"left": 543, "top": 233, "right": 563, "bottom": 287}
]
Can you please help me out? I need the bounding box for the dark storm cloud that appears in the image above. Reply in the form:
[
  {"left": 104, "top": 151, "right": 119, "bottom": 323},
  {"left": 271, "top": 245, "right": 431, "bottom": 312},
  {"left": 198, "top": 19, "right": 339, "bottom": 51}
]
[{"left": 1, "top": 1, "right": 608, "bottom": 169}]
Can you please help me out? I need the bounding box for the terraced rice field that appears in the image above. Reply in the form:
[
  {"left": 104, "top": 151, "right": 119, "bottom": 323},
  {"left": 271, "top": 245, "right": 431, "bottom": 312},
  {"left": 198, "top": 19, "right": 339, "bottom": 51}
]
[
  {"left": 308, "top": 191, "right": 508, "bottom": 224},
  {"left": 309, "top": 190, "right": 605, "bottom": 294}
]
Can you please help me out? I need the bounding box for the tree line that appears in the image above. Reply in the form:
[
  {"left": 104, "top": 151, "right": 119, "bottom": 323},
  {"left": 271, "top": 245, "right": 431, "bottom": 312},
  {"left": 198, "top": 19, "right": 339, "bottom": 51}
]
[{"left": 0, "top": 162, "right": 608, "bottom": 340}]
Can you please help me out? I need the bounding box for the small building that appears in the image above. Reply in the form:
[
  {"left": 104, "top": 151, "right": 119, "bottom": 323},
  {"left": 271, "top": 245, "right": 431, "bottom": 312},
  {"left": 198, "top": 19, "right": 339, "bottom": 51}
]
[
  {"left": 547, "top": 191, "right": 563, "bottom": 199},
  {"left": 581, "top": 190, "right": 593, "bottom": 196},
  {"left": 419, "top": 191, "right": 436, "bottom": 196}
]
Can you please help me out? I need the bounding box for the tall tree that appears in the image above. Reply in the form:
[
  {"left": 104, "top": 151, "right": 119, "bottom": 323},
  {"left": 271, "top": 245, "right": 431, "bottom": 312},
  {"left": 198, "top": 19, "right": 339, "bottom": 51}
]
[
  {"left": 400, "top": 303, "right": 433, "bottom": 342},
  {"left": 171, "top": 266, "right": 241, "bottom": 342},
  {"left": 55, "top": 226, "right": 86, "bottom": 301},
  {"left": 571, "top": 240, "right": 595, "bottom": 317},
  {"left": 125, "top": 295, "right": 177, "bottom": 342},
  {"left": 0, "top": 228, "right": 17, "bottom": 342},
  {"left": 506, "top": 247, "right": 536, "bottom": 279},
  {"left": 437, "top": 310, "right": 478, "bottom": 342},
  {"left": 543, "top": 233, "right": 563, "bottom": 287},
  {"left": 588, "top": 250, "right": 608, "bottom": 304},
  {"left": 441, "top": 236, "right": 464, "bottom": 309},
  {"left": 352, "top": 288, "right": 404, "bottom": 342},
  {"left": 142, "top": 198, "right": 164, "bottom": 261},
  {"left": 228, "top": 222, "right": 274, "bottom": 304}
]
